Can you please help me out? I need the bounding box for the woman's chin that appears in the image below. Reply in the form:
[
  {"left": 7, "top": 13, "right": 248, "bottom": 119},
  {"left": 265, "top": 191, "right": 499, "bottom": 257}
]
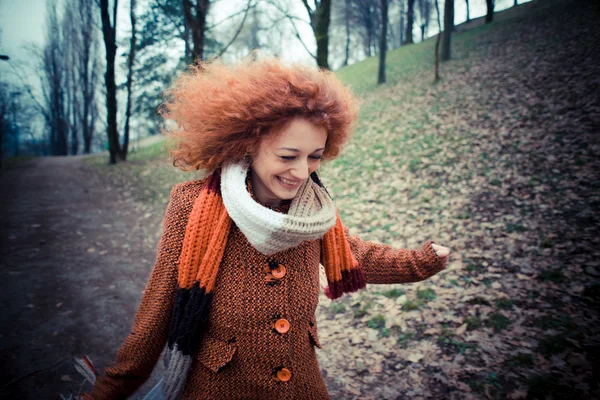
[{"left": 274, "top": 190, "right": 298, "bottom": 200}]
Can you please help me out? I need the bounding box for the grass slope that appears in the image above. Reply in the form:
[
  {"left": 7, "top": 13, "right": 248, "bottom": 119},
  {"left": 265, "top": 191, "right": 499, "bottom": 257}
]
[{"left": 86, "top": 0, "right": 600, "bottom": 397}]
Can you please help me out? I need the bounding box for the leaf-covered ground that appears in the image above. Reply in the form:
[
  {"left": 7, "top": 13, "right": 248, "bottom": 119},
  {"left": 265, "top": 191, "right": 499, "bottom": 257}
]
[
  {"left": 77, "top": 0, "right": 600, "bottom": 398},
  {"left": 314, "top": 0, "right": 600, "bottom": 398}
]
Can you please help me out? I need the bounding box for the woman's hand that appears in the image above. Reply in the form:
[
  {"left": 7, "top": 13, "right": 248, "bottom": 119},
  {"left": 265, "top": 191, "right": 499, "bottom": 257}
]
[{"left": 431, "top": 243, "right": 451, "bottom": 261}]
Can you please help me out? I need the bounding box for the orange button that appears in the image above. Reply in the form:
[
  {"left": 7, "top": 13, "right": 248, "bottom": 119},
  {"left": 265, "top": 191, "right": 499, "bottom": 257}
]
[
  {"left": 274, "top": 318, "right": 290, "bottom": 334},
  {"left": 276, "top": 368, "right": 292, "bottom": 382},
  {"left": 272, "top": 264, "right": 286, "bottom": 279}
]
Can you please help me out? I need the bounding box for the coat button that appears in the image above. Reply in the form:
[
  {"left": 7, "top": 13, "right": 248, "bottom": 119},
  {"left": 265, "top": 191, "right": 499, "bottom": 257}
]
[
  {"left": 276, "top": 368, "right": 292, "bottom": 382},
  {"left": 272, "top": 264, "right": 286, "bottom": 279},
  {"left": 274, "top": 318, "right": 290, "bottom": 334}
]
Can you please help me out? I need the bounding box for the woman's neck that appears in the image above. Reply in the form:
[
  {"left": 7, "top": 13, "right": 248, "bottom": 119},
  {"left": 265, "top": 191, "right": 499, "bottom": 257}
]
[{"left": 249, "top": 172, "right": 283, "bottom": 208}]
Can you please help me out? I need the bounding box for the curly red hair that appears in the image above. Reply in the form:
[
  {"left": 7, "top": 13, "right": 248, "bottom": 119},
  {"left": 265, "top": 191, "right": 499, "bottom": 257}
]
[{"left": 160, "top": 57, "right": 359, "bottom": 172}]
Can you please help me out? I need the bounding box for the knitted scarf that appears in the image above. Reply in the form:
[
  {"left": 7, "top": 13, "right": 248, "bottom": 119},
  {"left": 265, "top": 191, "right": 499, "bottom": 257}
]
[{"left": 161, "top": 162, "right": 366, "bottom": 399}]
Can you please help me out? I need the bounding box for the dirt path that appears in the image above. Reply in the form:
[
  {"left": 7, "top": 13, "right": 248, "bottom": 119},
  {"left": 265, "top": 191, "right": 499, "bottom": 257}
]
[{"left": 0, "top": 157, "right": 166, "bottom": 399}]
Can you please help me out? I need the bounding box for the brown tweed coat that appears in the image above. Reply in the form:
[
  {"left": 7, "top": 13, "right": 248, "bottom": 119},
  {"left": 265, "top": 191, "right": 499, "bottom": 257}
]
[{"left": 89, "top": 179, "right": 447, "bottom": 399}]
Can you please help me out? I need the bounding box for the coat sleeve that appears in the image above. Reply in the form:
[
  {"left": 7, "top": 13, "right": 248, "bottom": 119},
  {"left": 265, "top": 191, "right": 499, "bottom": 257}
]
[
  {"left": 86, "top": 182, "right": 200, "bottom": 400},
  {"left": 344, "top": 227, "right": 447, "bottom": 284}
]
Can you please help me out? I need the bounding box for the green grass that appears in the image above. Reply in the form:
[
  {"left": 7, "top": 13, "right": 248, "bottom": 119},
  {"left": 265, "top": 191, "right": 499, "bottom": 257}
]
[
  {"left": 506, "top": 353, "right": 534, "bottom": 367},
  {"left": 465, "top": 316, "right": 482, "bottom": 330},
  {"left": 397, "top": 332, "right": 414, "bottom": 347},
  {"left": 416, "top": 288, "right": 437, "bottom": 303},
  {"left": 330, "top": 302, "right": 347, "bottom": 315},
  {"left": 485, "top": 313, "right": 511, "bottom": 333},
  {"left": 402, "top": 300, "right": 421, "bottom": 311},
  {"left": 536, "top": 335, "right": 570, "bottom": 356},
  {"left": 352, "top": 300, "right": 373, "bottom": 319},
  {"left": 539, "top": 268, "right": 565, "bottom": 283},
  {"left": 495, "top": 298, "right": 514, "bottom": 310},
  {"left": 367, "top": 314, "right": 386, "bottom": 330},
  {"left": 380, "top": 288, "right": 405, "bottom": 299}
]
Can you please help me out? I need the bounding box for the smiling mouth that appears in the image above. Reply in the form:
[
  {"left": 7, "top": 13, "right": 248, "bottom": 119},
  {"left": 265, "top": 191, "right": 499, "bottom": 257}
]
[{"left": 277, "top": 176, "right": 301, "bottom": 188}]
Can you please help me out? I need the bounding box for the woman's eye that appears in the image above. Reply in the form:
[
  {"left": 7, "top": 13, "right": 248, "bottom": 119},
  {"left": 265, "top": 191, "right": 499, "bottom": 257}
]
[{"left": 279, "top": 155, "right": 323, "bottom": 161}]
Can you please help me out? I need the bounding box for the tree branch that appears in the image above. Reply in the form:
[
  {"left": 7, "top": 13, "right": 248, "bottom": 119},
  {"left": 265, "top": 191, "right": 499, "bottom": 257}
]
[
  {"left": 216, "top": 0, "right": 254, "bottom": 57},
  {"left": 288, "top": 16, "right": 316, "bottom": 60},
  {"left": 154, "top": 0, "right": 185, "bottom": 38},
  {"left": 207, "top": 3, "right": 255, "bottom": 30},
  {"left": 112, "top": 0, "right": 118, "bottom": 34},
  {"left": 301, "top": 0, "right": 313, "bottom": 15},
  {"left": 265, "top": 0, "right": 316, "bottom": 60},
  {"left": 6, "top": 60, "right": 48, "bottom": 120}
]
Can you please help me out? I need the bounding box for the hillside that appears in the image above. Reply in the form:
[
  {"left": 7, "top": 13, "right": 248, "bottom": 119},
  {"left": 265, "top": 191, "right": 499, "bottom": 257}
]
[{"left": 84, "top": 0, "right": 600, "bottom": 397}]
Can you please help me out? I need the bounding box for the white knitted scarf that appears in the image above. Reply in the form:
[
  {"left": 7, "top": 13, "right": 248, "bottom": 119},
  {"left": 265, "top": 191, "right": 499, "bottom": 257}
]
[{"left": 220, "top": 161, "right": 337, "bottom": 255}]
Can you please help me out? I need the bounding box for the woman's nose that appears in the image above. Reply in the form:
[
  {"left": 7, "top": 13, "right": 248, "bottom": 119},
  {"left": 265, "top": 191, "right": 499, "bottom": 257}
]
[{"left": 291, "top": 160, "right": 310, "bottom": 180}]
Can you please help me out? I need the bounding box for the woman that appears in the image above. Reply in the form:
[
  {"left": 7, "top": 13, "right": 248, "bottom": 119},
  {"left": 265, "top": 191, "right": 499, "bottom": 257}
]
[{"left": 86, "top": 58, "right": 450, "bottom": 400}]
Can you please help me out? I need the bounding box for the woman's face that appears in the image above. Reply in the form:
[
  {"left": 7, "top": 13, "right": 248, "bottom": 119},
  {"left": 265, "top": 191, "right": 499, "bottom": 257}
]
[{"left": 250, "top": 118, "right": 327, "bottom": 207}]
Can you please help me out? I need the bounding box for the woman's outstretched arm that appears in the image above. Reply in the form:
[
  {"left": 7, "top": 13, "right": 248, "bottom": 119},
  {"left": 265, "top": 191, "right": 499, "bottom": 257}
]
[
  {"left": 87, "top": 181, "right": 202, "bottom": 399},
  {"left": 344, "top": 227, "right": 448, "bottom": 284}
]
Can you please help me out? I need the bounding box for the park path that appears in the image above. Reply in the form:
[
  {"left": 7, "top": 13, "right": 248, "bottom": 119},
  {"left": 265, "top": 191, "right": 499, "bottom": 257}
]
[{"left": 0, "top": 156, "right": 166, "bottom": 399}]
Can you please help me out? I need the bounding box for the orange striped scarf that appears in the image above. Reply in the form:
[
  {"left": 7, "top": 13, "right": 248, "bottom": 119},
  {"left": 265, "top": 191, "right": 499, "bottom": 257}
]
[{"left": 161, "top": 169, "right": 365, "bottom": 399}]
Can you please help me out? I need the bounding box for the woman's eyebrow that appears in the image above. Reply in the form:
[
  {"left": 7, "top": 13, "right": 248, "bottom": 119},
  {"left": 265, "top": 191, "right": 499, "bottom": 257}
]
[{"left": 278, "top": 147, "right": 325, "bottom": 152}]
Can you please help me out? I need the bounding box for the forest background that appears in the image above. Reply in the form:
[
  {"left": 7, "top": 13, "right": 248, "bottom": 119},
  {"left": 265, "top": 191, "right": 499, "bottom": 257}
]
[{"left": 1, "top": 0, "right": 518, "bottom": 162}]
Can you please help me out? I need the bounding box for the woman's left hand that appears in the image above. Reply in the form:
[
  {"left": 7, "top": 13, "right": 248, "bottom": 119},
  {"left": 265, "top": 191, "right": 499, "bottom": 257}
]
[{"left": 431, "top": 243, "right": 451, "bottom": 260}]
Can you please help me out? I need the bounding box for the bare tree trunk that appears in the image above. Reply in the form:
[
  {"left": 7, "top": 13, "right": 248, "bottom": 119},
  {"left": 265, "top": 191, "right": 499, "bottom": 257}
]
[
  {"left": 122, "top": 0, "right": 137, "bottom": 161},
  {"left": 378, "top": 0, "right": 388, "bottom": 84},
  {"left": 250, "top": 4, "right": 260, "bottom": 56},
  {"left": 183, "top": 1, "right": 191, "bottom": 63},
  {"left": 434, "top": 32, "right": 441, "bottom": 82},
  {"left": 399, "top": 0, "right": 405, "bottom": 46},
  {"left": 100, "top": 0, "right": 120, "bottom": 164},
  {"left": 343, "top": 0, "right": 350, "bottom": 66},
  {"left": 465, "top": 0, "right": 470, "bottom": 22},
  {"left": 514, "top": 0, "right": 518, "bottom": 6},
  {"left": 81, "top": 0, "right": 97, "bottom": 155},
  {"left": 315, "top": 0, "right": 331, "bottom": 69},
  {"left": 440, "top": 0, "right": 453, "bottom": 61},
  {"left": 404, "top": 0, "right": 415, "bottom": 44},
  {"left": 184, "top": 0, "right": 209, "bottom": 62},
  {"left": 435, "top": 0, "right": 441, "bottom": 32},
  {"left": 485, "top": 0, "right": 494, "bottom": 23},
  {"left": 42, "top": 0, "right": 69, "bottom": 156},
  {"left": 300, "top": 0, "right": 331, "bottom": 69}
]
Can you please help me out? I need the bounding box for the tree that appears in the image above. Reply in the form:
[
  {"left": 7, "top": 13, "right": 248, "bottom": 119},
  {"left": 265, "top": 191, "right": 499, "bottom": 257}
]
[
  {"left": 465, "top": 0, "right": 470, "bottom": 23},
  {"left": 417, "top": 0, "right": 432, "bottom": 42},
  {"left": 123, "top": 0, "right": 138, "bottom": 161},
  {"left": 41, "top": 0, "right": 68, "bottom": 156},
  {"left": 301, "top": 0, "right": 332, "bottom": 69},
  {"left": 183, "top": 0, "right": 211, "bottom": 62},
  {"left": 350, "top": 0, "right": 382, "bottom": 58},
  {"left": 62, "top": 0, "right": 100, "bottom": 155},
  {"left": 132, "top": 0, "right": 252, "bottom": 136},
  {"left": 404, "top": 0, "right": 415, "bottom": 44},
  {"left": 398, "top": 0, "right": 406, "bottom": 46},
  {"left": 343, "top": 0, "right": 351, "bottom": 66},
  {"left": 99, "top": 0, "right": 121, "bottom": 164},
  {"left": 440, "top": 0, "right": 453, "bottom": 61},
  {"left": 0, "top": 83, "right": 12, "bottom": 167},
  {"left": 433, "top": 0, "right": 441, "bottom": 82},
  {"left": 378, "top": 0, "right": 388, "bottom": 84},
  {"left": 485, "top": 0, "right": 494, "bottom": 23},
  {"left": 434, "top": 0, "right": 441, "bottom": 32},
  {"left": 76, "top": 0, "right": 100, "bottom": 154}
]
